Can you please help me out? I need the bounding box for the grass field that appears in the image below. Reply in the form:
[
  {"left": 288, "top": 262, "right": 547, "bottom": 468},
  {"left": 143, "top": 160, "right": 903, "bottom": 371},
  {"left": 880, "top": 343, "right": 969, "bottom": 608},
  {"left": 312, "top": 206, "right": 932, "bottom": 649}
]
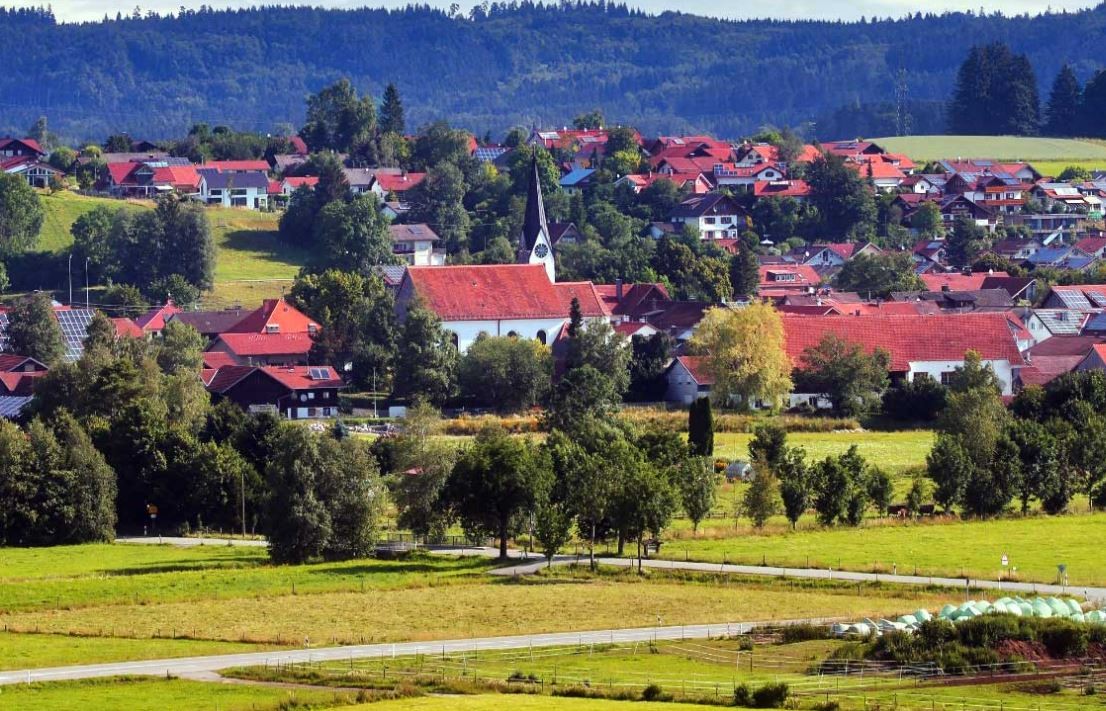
[
  {"left": 0, "top": 631, "right": 279, "bottom": 671},
  {"left": 233, "top": 636, "right": 1106, "bottom": 711},
  {"left": 1, "top": 566, "right": 950, "bottom": 647},
  {"left": 712, "top": 430, "right": 934, "bottom": 476},
  {"left": 0, "top": 676, "right": 352, "bottom": 711},
  {"left": 873, "top": 135, "right": 1106, "bottom": 162},
  {"left": 659, "top": 512, "right": 1106, "bottom": 586},
  {"left": 33, "top": 190, "right": 305, "bottom": 308}
]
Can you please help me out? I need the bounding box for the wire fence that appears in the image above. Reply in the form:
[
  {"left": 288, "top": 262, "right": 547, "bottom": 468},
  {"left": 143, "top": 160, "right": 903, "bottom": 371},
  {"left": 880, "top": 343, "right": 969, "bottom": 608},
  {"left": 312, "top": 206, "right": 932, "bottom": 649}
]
[{"left": 243, "top": 638, "right": 1106, "bottom": 711}]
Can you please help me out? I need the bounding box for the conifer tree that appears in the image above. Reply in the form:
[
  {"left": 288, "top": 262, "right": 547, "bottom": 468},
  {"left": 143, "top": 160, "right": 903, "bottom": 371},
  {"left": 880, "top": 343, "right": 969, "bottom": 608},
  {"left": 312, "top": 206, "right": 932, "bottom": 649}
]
[
  {"left": 1045, "top": 64, "right": 1082, "bottom": 137},
  {"left": 380, "top": 82, "right": 406, "bottom": 135}
]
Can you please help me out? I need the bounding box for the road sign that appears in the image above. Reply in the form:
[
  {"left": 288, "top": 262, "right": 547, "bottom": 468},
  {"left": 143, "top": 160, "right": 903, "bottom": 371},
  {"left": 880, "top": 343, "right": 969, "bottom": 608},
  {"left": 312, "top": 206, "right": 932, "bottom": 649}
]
[{"left": 1001, "top": 554, "right": 1008, "bottom": 567}]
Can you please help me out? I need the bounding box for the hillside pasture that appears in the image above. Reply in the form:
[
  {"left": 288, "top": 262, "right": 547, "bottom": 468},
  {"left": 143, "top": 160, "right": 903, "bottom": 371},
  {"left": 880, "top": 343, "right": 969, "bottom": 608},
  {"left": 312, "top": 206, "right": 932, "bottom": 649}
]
[{"left": 873, "top": 135, "right": 1106, "bottom": 163}]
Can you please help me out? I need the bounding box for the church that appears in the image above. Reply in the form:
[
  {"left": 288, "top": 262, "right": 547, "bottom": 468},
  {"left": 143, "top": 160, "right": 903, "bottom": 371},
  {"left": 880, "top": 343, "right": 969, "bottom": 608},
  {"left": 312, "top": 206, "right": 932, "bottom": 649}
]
[{"left": 396, "top": 156, "right": 609, "bottom": 352}]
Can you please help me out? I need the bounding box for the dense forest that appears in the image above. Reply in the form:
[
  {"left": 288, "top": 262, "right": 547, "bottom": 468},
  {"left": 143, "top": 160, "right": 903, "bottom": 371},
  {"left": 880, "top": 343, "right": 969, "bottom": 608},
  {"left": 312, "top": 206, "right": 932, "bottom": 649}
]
[{"left": 3, "top": 2, "right": 1106, "bottom": 141}]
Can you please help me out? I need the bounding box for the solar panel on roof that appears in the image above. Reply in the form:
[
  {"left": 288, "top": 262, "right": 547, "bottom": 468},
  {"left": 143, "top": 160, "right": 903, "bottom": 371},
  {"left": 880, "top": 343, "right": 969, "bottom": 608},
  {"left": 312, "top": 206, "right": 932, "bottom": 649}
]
[
  {"left": 0, "top": 395, "right": 32, "bottom": 419},
  {"left": 309, "top": 367, "right": 329, "bottom": 380},
  {"left": 55, "top": 309, "right": 94, "bottom": 362}
]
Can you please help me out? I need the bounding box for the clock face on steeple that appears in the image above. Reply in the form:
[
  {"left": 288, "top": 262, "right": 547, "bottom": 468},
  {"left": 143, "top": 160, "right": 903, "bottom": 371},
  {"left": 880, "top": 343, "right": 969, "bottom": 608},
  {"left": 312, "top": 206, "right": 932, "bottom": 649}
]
[{"left": 534, "top": 243, "right": 549, "bottom": 259}]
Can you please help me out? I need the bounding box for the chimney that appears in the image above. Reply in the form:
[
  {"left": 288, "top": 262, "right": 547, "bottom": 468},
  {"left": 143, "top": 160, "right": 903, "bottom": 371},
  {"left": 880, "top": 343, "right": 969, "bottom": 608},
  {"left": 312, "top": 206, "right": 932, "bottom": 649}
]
[
  {"left": 942, "top": 285, "right": 950, "bottom": 292},
  {"left": 615, "top": 278, "right": 624, "bottom": 303}
]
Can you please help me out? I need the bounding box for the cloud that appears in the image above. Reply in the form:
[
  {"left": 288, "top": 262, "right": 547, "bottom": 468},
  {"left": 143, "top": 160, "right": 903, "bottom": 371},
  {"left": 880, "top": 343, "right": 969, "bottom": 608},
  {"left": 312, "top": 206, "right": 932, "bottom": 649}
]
[{"left": 47, "top": 0, "right": 1100, "bottom": 23}]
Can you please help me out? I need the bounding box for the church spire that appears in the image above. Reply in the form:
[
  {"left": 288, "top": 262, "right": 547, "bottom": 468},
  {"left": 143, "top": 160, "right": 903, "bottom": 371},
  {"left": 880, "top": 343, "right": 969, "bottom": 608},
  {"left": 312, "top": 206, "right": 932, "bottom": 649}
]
[
  {"left": 518, "top": 152, "right": 556, "bottom": 282},
  {"left": 521, "top": 153, "right": 549, "bottom": 254}
]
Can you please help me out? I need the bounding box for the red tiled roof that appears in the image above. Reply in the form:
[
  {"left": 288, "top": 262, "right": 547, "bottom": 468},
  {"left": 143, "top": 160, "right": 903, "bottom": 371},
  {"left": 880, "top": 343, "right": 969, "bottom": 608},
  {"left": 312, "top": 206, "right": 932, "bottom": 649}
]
[
  {"left": 262, "top": 365, "right": 344, "bottom": 390},
  {"left": 1077, "top": 237, "right": 1106, "bottom": 254},
  {"left": 593, "top": 283, "right": 672, "bottom": 318},
  {"left": 205, "top": 160, "right": 270, "bottom": 172},
  {"left": 226, "top": 298, "right": 318, "bottom": 335},
  {"left": 374, "top": 172, "right": 426, "bottom": 193},
  {"left": 213, "top": 332, "right": 314, "bottom": 357},
  {"left": 106, "top": 162, "right": 140, "bottom": 185},
  {"left": 846, "top": 159, "right": 906, "bottom": 180},
  {"left": 0, "top": 354, "right": 46, "bottom": 372},
  {"left": 135, "top": 302, "right": 181, "bottom": 332},
  {"left": 920, "top": 272, "right": 1009, "bottom": 292},
  {"left": 783, "top": 313, "right": 1024, "bottom": 371},
  {"left": 405, "top": 265, "right": 573, "bottom": 321},
  {"left": 753, "top": 180, "right": 811, "bottom": 198},
  {"left": 205, "top": 365, "right": 256, "bottom": 393},
  {"left": 111, "top": 318, "right": 144, "bottom": 339},
  {"left": 202, "top": 351, "right": 238, "bottom": 369},
  {"left": 0, "top": 137, "right": 44, "bottom": 155},
  {"left": 553, "top": 282, "right": 608, "bottom": 317},
  {"left": 283, "top": 176, "right": 318, "bottom": 189},
  {"left": 0, "top": 371, "right": 44, "bottom": 396},
  {"left": 288, "top": 136, "right": 309, "bottom": 155},
  {"left": 152, "top": 165, "right": 200, "bottom": 190},
  {"left": 675, "top": 355, "right": 714, "bottom": 385},
  {"left": 1019, "top": 357, "right": 1082, "bottom": 386},
  {"left": 758, "top": 265, "right": 822, "bottom": 288}
]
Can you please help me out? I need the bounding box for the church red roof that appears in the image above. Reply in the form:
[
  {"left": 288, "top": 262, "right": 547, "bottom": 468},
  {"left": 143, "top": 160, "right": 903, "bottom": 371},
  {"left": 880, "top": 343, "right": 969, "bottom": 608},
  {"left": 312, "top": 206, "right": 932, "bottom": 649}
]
[{"left": 405, "top": 264, "right": 576, "bottom": 321}]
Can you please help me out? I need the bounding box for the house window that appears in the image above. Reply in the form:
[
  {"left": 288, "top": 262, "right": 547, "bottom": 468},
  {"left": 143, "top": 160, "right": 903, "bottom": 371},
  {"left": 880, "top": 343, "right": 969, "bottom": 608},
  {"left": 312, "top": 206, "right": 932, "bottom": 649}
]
[
  {"left": 704, "top": 217, "right": 716, "bottom": 225},
  {"left": 940, "top": 372, "right": 954, "bottom": 386},
  {"left": 265, "top": 324, "right": 280, "bottom": 334},
  {"left": 914, "top": 372, "right": 931, "bottom": 382},
  {"left": 536, "top": 330, "right": 547, "bottom": 345},
  {"left": 307, "top": 392, "right": 315, "bottom": 400},
  {"left": 449, "top": 332, "right": 459, "bottom": 349}
]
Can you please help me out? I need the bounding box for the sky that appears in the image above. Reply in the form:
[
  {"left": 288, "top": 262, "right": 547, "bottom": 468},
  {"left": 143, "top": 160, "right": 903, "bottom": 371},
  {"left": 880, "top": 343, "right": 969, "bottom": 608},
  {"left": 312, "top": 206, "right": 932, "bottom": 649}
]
[{"left": 30, "top": 0, "right": 1103, "bottom": 23}]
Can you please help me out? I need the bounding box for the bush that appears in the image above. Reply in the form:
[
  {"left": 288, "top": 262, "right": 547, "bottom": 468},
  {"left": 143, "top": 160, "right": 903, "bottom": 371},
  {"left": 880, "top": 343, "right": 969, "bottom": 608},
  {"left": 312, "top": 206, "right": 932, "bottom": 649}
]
[
  {"left": 780, "top": 623, "right": 833, "bottom": 644},
  {"left": 1038, "top": 618, "right": 1089, "bottom": 659},
  {"left": 641, "top": 683, "right": 669, "bottom": 701},
  {"left": 751, "top": 682, "right": 789, "bottom": 708},
  {"left": 733, "top": 683, "right": 752, "bottom": 706}
]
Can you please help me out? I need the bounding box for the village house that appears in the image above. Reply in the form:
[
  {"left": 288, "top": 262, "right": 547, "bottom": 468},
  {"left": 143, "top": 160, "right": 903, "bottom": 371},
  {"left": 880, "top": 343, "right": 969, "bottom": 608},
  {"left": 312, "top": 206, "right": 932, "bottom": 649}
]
[
  {"left": 197, "top": 168, "right": 270, "bottom": 209},
  {"left": 0, "top": 354, "right": 48, "bottom": 420},
  {"left": 205, "top": 365, "right": 344, "bottom": 419},
  {"left": 388, "top": 223, "right": 445, "bottom": 266},
  {"left": 757, "top": 264, "right": 822, "bottom": 299},
  {"left": 668, "top": 193, "right": 747, "bottom": 240},
  {"left": 0, "top": 138, "right": 59, "bottom": 188}
]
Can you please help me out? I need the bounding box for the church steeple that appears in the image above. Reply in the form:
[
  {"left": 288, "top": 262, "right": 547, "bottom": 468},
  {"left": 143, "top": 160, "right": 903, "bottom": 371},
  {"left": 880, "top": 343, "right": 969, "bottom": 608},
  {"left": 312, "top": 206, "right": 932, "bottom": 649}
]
[{"left": 519, "top": 153, "right": 555, "bottom": 282}]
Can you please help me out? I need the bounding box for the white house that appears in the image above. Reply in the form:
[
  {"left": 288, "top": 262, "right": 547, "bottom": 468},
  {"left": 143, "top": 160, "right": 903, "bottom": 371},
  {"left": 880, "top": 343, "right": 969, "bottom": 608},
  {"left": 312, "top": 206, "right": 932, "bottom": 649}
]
[
  {"left": 388, "top": 223, "right": 445, "bottom": 266},
  {"left": 782, "top": 312, "right": 1024, "bottom": 396},
  {"left": 197, "top": 169, "right": 270, "bottom": 209},
  {"left": 668, "top": 193, "right": 747, "bottom": 240}
]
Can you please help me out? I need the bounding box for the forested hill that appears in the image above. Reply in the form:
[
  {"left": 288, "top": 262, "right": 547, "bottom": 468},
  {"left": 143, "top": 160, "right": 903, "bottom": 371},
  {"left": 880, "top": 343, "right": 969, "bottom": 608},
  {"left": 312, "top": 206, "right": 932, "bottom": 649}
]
[{"left": 4, "top": 2, "right": 1106, "bottom": 142}]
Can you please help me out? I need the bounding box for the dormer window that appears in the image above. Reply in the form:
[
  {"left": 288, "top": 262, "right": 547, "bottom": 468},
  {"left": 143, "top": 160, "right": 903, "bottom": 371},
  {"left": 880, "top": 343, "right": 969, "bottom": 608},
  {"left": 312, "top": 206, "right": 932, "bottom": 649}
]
[{"left": 265, "top": 324, "right": 280, "bottom": 334}]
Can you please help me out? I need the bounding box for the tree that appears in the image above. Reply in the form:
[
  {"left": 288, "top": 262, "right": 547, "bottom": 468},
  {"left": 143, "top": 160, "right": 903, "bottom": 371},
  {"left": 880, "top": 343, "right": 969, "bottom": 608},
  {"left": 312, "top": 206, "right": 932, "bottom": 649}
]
[
  {"left": 946, "top": 350, "right": 1003, "bottom": 395},
  {"left": 796, "top": 334, "right": 890, "bottom": 416},
  {"left": 379, "top": 82, "right": 406, "bottom": 135},
  {"left": 805, "top": 153, "right": 877, "bottom": 240},
  {"left": 300, "top": 78, "right": 376, "bottom": 153},
  {"left": 533, "top": 492, "right": 573, "bottom": 567},
  {"left": 882, "top": 377, "right": 947, "bottom": 422},
  {"left": 833, "top": 252, "right": 923, "bottom": 298},
  {"left": 748, "top": 422, "right": 786, "bottom": 470},
  {"left": 866, "top": 467, "right": 893, "bottom": 517},
  {"left": 290, "top": 269, "right": 396, "bottom": 390},
  {"left": 687, "top": 397, "right": 714, "bottom": 457},
  {"left": 946, "top": 217, "right": 989, "bottom": 269},
  {"left": 382, "top": 402, "right": 455, "bottom": 539},
  {"left": 910, "top": 201, "right": 944, "bottom": 237},
  {"left": 313, "top": 195, "right": 399, "bottom": 272},
  {"left": 156, "top": 320, "right": 205, "bottom": 374},
  {"left": 1045, "top": 64, "right": 1082, "bottom": 137},
  {"left": 948, "top": 43, "right": 1039, "bottom": 135},
  {"left": 393, "top": 300, "right": 458, "bottom": 405},
  {"left": 446, "top": 426, "right": 550, "bottom": 559},
  {"left": 410, "top": 162, "right": 471, "bottom": 253},
  {"left": 264, "top": 427, "right": 332, "bottom": 563},
  {"left": 812, "top": 446, "right": 868, "bottom": 526},
  {"left": 0, "top": 173, "right": 44, "bottom": 258},
  {"left": 777, "top": 446, "right": 811, "bottom": 529},
  {"left": 573, "top": 109, "right": 604, "bottom": 130},
  {"left": 729, "top": 247, "right": 759, "bottom": 298},
  {"left": 926, "top": 434, "right": 972, "bottom": 512},
  {"left": 676, "top": 456, "right": 716, "bottom": 533},
  {"left": 71, "top": 205, "right": 115, "bottom": 275},
  {"left": 619, "top": 460, "right": 677, "bottom": 569},
  {"left": 53, "top": 410, "right": 117, "bottom": 542},
  {"left": 628, "top": 332, "right": 673, "bottom": 402},
  {"left": 458, "top": 335, "right": 552, "bottom": 412},
  {"left": 7, "top": 292, "right": 64, "bottom": 366},
  {"left": 743, "top": 455, "right": 781, "bottom": 528},
  {"left": 690, "top": 303, "right": 793, "bottom": 410},
  {"left": 314, "top": 436, "right": 382, "bottom": 560},
  {"left": 905, "top": 475, "right": 930, "bottom": 518}
]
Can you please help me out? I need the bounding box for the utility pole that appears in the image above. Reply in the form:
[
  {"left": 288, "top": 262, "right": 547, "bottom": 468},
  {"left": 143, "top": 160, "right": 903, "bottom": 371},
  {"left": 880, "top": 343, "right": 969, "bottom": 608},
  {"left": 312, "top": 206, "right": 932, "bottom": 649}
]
[
  {"left": 373, "top": 367, "right": 379, "bottom": 419},
  {"left": 84, "top": 258, "right": 90, "bottom": 309},
  {"left": 240, "top": 466, "right": 247, "bottom": 537},
  {"left": 68, "top": 253, "right": 73, "bottom": 305}
]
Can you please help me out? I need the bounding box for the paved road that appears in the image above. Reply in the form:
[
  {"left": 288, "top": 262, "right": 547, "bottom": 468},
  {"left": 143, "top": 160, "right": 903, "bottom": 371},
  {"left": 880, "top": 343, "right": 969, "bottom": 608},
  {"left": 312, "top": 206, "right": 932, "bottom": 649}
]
[
  {"left": 0, "top": 618, "right": 825, "bottom": 686},
  {"left": 465, "top": 549, "right": 1106, "bottom": 603}
]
